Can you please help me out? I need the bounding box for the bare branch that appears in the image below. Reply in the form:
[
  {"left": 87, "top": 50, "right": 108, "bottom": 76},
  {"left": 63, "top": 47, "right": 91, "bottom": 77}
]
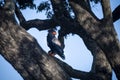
[
  {"left": 69, "top": 0, "right": 101, "bottom": 39},
  {"left": 101, "top": 0, "right": 112, "bottom": 21},
  {"left": 21, "top": 18, "right": 58, "bottom": 30},
  {"left": 112, "top": 5, "right": 120, "bottom": 22},
  {"left": 54, "top": 57, "right": 89, "bottom": 79},
  {"left": 15, "top": 3, "right": 58, "bottom": 30},
  {"left": 15, "top": 4, "right": 26, "bottom": 23}
]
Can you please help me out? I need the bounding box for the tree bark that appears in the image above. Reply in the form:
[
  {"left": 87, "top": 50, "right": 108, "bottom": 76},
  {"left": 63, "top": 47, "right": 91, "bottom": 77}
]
[
  {"left": 69, "top": 0, "right": 120, "bottom": 79},
  {"left": 0, "top": 7, "right": 71, "bottom": 80},
  {"left": 1, "top": 0, "right": 120, "bottom": 80}
]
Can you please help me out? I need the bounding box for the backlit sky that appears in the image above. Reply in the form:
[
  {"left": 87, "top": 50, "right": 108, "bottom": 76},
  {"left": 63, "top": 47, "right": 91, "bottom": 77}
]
[{"left": 0, "top": 0, "right": 120, "bottom": 80}]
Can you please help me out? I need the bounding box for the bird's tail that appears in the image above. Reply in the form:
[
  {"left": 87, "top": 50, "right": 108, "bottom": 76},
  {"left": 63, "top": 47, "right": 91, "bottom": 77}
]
[{"left": 58, "top": 53, "right": 65, "bottom": 60}]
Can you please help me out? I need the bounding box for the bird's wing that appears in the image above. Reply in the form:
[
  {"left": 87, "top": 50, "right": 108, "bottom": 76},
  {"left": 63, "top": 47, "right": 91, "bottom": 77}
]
[
  {"left": 50, "top": 37, "right": 65, "bottom": 59},
  {"left": 52, "top": 38, "right": 61, "bottom": 47}
]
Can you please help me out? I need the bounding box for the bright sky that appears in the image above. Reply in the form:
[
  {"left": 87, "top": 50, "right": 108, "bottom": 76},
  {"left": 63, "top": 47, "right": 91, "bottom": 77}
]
[{"left": 0, "top": 0, "right": 120, "bottom": 80}]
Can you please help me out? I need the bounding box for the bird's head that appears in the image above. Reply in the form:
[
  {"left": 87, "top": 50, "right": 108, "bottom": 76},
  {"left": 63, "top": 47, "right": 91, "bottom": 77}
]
[{"left": 48, "top": 29, "right": 57, "bottom": 35}]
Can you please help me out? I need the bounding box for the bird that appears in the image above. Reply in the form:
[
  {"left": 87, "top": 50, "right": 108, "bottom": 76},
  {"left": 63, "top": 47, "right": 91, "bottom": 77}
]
[{"left": 47, "top": 29, "right": 65, "bottom": 60}]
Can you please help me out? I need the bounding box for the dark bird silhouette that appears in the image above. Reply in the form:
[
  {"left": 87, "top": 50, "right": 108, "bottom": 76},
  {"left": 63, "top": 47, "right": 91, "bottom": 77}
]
[{"left": 47, "top": 29, "right": 65, "bottom": 60}]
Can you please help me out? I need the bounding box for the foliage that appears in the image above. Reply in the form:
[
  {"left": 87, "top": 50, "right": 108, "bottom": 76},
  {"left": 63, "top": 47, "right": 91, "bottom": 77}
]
[
  {"left": 0, "top": 0, "right": 4, "bottom": 7},
  {"left": 37, "top": 1, "right": 50, "bottom": 12},
  {"left": 37, "top": 1, "right": 53, "bottom": 18},
  {"left": 90, "top": 0, "right": 101, "bottom": 3},
  {"left": 37, "top": 0, "right": 73, "bottom": 18},
  {"left": 16, "top": 0, "right": 36, "bottom": 9}
]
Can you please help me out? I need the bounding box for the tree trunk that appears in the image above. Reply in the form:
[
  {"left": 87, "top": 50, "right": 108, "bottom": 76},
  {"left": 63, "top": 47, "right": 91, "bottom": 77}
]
[
  {"left": 69, "top": 0, "right": 120, "bottom": 79},
  {"left": 0, "top": 9, "right": 71, "bottom": 80}
]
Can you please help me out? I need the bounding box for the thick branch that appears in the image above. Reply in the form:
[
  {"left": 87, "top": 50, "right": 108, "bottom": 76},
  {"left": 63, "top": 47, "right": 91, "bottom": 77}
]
[
  {"left": 84, "top": 0, "right": 91, "bottom": 10},
  {"left": 75, "top": 28, "right": 112, "bottom": 79},
  {"left": 69, "top": 0, "right": 120, "bottom": 79},
  {"left": 112, "top": 5, "right": 120, "bottom": 22},
  {"left": 0, "top": 10, "right": 71, "bottom": 80},
  {"left": 101, "top": 0, "right": 112, "bottom": 20},
  {"left": 69, "top": 0, "right": 101, "bottom": 39},
  {"left": 15, "top": 4, "right": 26, "bottom": 23},
  {"left": 21, "top": 18, "right": 58, "bottom": 30},
  {"left": 55, "top": 57, "right": 89, "bottom": 79},
  {"left": 72, "top": 0, "right": 99, "bottom": 21},
  {"left": 14, "top": 3, "right": 58, "bottom": 30}
]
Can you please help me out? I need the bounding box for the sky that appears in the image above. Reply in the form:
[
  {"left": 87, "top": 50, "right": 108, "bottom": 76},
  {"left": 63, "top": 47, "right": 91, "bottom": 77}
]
[{"left": 0, "top": 0, "right": 120, "bottom": 80}]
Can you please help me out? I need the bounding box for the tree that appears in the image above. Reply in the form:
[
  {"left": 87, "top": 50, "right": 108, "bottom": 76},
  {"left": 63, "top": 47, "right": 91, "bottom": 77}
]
[{"left": 0, "top": 0, "right": 120, "bottom": 80}]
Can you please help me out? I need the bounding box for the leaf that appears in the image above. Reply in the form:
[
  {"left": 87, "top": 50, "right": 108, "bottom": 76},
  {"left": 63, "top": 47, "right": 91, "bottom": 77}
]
[
  {"left": 37, "top": 1, "right": 50, "bottom": 12},
  {"left": 16, "top": 0, "right": 36, "bottom": 9},
  {"left": 90, "top": 0, "right": 101, "bottom": 4}
]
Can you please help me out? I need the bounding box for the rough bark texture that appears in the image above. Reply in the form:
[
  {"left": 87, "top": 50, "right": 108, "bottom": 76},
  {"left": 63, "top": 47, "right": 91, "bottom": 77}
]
[
  {"left": 69, "top": 0, "right": 120, "bottom": 79},
  {"left": 0, "top": 1, "right": 71, "bottom": 80},
  {"left": 0, "top": 0, "right": 120, "bottom": 80}
]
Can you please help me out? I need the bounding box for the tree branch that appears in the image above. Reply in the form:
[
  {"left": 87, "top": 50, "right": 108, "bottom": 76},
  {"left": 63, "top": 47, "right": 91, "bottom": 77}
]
[
  {"left": 69, "top": 0, "right": 120, "bottom": 79},
  {"left": 21, "top": 18, "right": 58, "bottom": 30},
  {"left": 75, "top": 28, "right": 112, "bottom": 79},
  {"left": 0, "top": 10, "right": 71, "bottom": 80},
  {"left": 15, "top": 4, "right": 26, "bottom": 23},
  {"left": 69, "top": 0, "right": 101, "bottom": 39},
  {"left": 84, "top": 0, "right": 91, "bottom": 10},
  {"left": 112, "top": 5, "right": 120, "bottom": 22},
  {"left": 101, "top": 0, "right": 112, "bottom": 21},
  {"left": 15, "top": 3, "right": 58, "bottom": 30},
  {"left": 54, "top": 57, "right": 89, "bottom": 79}
]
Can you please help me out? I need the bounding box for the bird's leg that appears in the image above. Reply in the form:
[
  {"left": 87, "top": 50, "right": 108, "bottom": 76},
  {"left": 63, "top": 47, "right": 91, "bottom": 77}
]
[{"left": 48, "top": 51, "right": 56, "bottom": 57}]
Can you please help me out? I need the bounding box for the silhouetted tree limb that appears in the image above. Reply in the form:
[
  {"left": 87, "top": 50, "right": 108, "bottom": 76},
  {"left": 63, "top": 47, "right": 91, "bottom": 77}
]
[
  {"left": 15, "top": 5, "right": 58, "bottom": 30},
  {"left": 112, "top": 5, "right": 120, "bottom": 22},
  {"left": 55, "top": 57, "right": 89, "bottom": 79},
  {"left": 20, "top": 19, "right": 58, "bottom": 30},
  {"left": 15, "top": 4, "right": 26, "bottom": 23}
]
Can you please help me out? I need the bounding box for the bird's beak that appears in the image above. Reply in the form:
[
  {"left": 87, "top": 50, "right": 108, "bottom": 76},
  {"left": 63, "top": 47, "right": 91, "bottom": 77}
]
[{"left": 52, "top": 31, "right": 57, "bottom": 35}]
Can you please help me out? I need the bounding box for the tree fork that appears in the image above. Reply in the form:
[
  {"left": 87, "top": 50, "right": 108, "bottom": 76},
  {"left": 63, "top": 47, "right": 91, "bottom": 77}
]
[{"left": 69, "top": 0, "right": 120, "bottom": 79}]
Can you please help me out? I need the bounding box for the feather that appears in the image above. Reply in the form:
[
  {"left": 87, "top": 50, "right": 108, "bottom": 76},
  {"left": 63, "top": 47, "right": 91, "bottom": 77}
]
[{"left": 52, "top": 38, "right": 61, "bottom": 46}]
